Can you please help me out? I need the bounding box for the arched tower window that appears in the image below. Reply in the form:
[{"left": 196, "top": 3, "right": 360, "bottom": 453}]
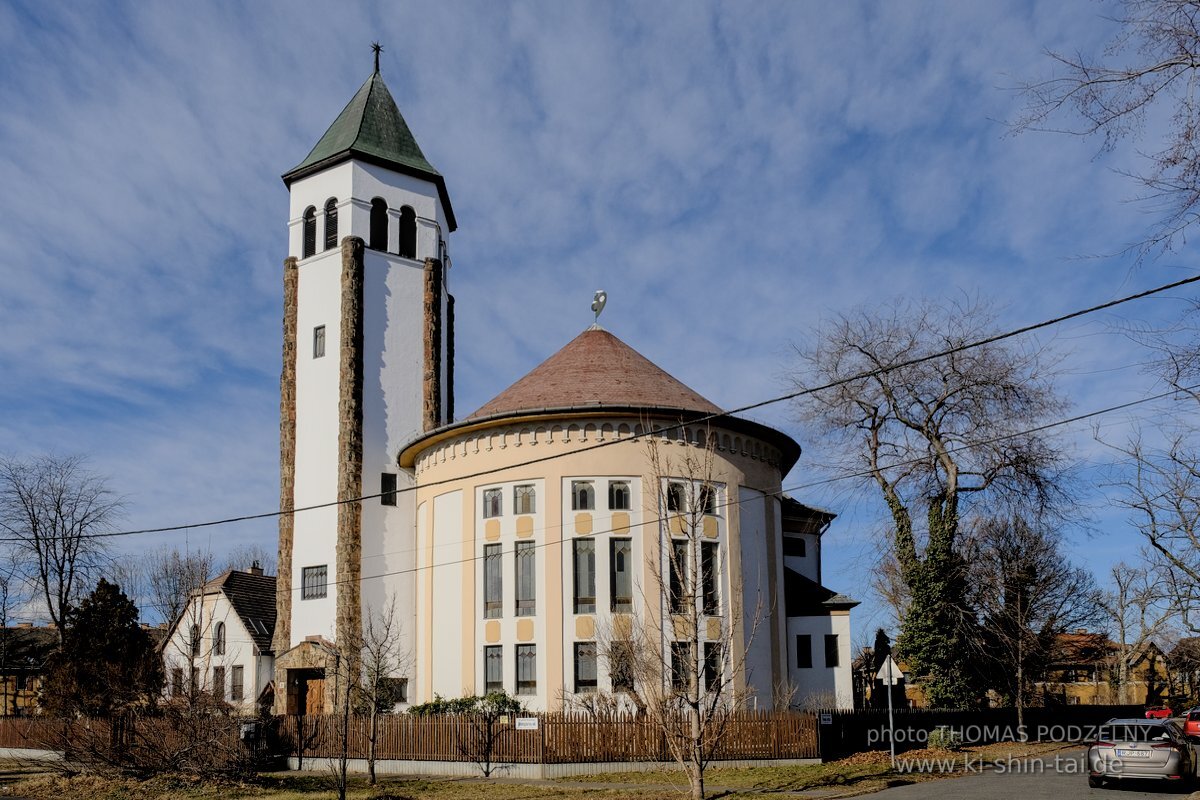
[
  {"left": 369, "top": 198, "right": 389, "bottom": 251},
  {"left": 213, "top": 622, "right": 226, "bottom": 656},
  {"left": 302, "top": 207, "right": 316, "bottom": 258},
  {"left": 190, "top": 624, "right": 201, "bottom": 657},
  {"left": 398, "top": 206, "right": 417, "bottom": 259},
  {"left": 324, "top": 198, "right": 339, "bottom": 251}
]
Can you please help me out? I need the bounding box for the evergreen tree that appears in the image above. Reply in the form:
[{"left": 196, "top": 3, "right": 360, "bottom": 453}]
[{"left": 42, "top": 578, "right": 163, "bottom": 717}]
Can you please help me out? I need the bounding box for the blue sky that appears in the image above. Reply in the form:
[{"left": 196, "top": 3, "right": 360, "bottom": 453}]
[{"left": 1, "top": 1, "right": 1196, "bottom": 639}]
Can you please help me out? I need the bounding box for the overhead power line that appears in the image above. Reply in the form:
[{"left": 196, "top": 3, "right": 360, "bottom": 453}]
[
  {"left": 4, "top": 273, "right": 1197, "bottom": 545},
  {"left": 291, "top": 380, "right": 1200, "bottom": 596}
]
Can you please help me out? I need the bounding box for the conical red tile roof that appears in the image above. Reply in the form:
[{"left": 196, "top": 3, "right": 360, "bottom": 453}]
[{"left": 468, "top": 327, "right": 722, "bottom": 419}]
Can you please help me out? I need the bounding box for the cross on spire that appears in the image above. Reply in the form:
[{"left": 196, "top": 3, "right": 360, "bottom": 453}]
[{"left": 371, "top": 42, "right": 383, "bottom": 74}]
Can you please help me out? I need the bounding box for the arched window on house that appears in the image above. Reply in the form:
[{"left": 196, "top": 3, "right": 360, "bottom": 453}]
[
  {"left": 213, "top": 622, "right": 226, "bottom": 656},
  {"left": 398, "top": 206, "right": 416, "bottom": 259},
  {"left": 369, "top": 198, "right": 389, "bottom": 251},
  {"left": 324, "top": 198, "right": 339, "bottom": 250},
  {"left": 190, "top": 624, "right": 201, "bottom": 657},
  {"left": 302, "top": 206, "right": 316, "bottom": 258}
]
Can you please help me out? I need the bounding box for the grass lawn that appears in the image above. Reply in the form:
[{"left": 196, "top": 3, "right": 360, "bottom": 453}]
[{"left": 0, "top": 742, "right": 1076, "bottom": 800}]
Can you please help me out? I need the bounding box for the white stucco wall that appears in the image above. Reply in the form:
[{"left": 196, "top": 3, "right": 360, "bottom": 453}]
[
  {"left": 737, "top": 486, "right": 776, "bottom": 704},
  {"left": 290, "top": 243, "right": 342, "bottom": 646},
  {"left": 786, "top": 613, "right": 854, "bottom": 709},
  {"left": 430, "top": 490, "right": 464, "bottom": 698}
]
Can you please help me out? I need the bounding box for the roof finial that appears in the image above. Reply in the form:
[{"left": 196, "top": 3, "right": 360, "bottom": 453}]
[
  {"left": 371, "top": 42, "right": 383, "bottom": 74},
  {"left": 590, "top": 290, "right": 608, "bottom": 329}
]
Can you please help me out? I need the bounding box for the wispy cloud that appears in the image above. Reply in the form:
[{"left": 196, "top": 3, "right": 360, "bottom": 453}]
[{"left": 1, "top": 0, "right": 1194, "bottom": 627}]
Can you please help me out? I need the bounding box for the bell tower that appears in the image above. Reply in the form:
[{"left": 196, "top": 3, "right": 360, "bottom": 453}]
[{"left": 273, "top": 49, "right": 455, "bottom": 710}]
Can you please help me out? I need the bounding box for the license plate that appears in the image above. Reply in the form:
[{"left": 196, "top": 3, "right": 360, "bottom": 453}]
[{"left": 1116, "top": 749, "right": 1152, "bottom": 758}]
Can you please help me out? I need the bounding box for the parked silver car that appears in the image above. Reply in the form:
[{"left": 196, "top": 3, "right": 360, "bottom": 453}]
[{"left": 1087, "top": 718, "right": 1193, "bottom": 788}]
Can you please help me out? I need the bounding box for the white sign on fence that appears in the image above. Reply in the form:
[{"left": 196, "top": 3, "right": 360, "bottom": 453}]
[
  {"left": 515, "top": 717, "right": 539, "bottom": 731},
  {"left": 820, "top": 713, "right": 833, "bottom": 725}
]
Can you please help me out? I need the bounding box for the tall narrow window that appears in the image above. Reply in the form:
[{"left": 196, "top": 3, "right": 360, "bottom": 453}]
[
  {"left": 172, "top": 668, "right": 183, "bottom": 697},
  {"left": 611, "top": 644, "right": 634, "bottom": 693},
  {"left": 231, "top": 665, "right": 244, "bottom": 702},
  {"left": 313, "top": 325, "right": 326, "bottom": 359},
  {"left": 573, "top": 539, "right": 595, "bottom": 613},
  {"left": 513, "top": 484, "right": 536, "bottom": 515},
  {"left": 796, "top": 634, "right": 813, "bottom": 669},
  {"left": 212, "top": 666, "right": 225, "bottom": 700},
  {"left": 703, "top": 642, "right": 722, "bottom": 692},
  {"left": 484, "top": 646, "right": 503, "bottom": 693},
  {"left": 190, "top": 624, "right": 200, "bottom": 657},
  {"left": 302, "top": 565, "right": 327, "bottom": 599},
  {"left": 666, "top": 482, "right": 686, "bottom": 513},
  {"left": 669, "top": 541, "right": 689, "bottom": 614},
  {"left": 381, "top": 472, "right": 397, "bottom": 506},
  {"left": 671, "top": 642, "right": 693, "bottom": 691},
  {"left": 398, "top": 205, "right": 417, "bottom": 258},
  {"left": 825, "top": 634, "right": 840, "bottom": 668},
  {"left": 610, "top": 538, "right": 632, "bottom": 612},
  {"left": 323, "top": 198, "right": 339, "bottom": 250},
  {"left": 698, "top": 485, "right": 717, "bottom": 515},
  {"left": 302, "top": 206, "right": 316, "bottom": 258},
  {"left": 369, "top": 197, "right": 389, "bottom": 251},
  {"left": 484, "top": 544, "right": 502, "bottom": 618},
  {"left": 482, "top": 488, "right": 502, "bottom": 518},
  {"left": 571, "top": 481, "right": 595, "bottom": 510},
  {"left": 608, "top": 480, "right": 630, "bottom": 510},
  {"left": 574, "top": 642, "right": 597, "bottom": 693},
  {"left": 213, "top": 622, "right": 226, "bottom": 656},
  {"left": 515, "top": 542, "right": 536, "bottom": 617},
  {"left": 516, "top": 644, "right": 536, "bottom": 694},
  {"left": 701, "top": 542, "right": 719, "bottom": 615}
]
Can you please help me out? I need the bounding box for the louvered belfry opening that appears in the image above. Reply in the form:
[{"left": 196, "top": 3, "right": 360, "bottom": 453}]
[
  {"left": 369, "top": 198, "right": 389, "bottom": 251},
  {"left": 302, "top": 207, "right": 316, "bottom": 258},
  {"left": 324, "top": 198, "right": 339, "bottom": 250}
]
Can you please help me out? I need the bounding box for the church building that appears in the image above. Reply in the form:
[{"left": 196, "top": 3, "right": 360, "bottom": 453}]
[{"left": 272, "top": 59, "right": 857, "bottom": 714}]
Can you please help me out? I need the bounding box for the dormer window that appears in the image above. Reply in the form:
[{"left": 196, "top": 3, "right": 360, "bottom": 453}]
[
  {"left": 324, "top": 198, "right": 339, "bottom": 250},
  {"left": 369, "top": 198, "right": 389, "bottom": 251},
  {"left": 302, "top": 207, "right": 316, "bottom": 258},
  {"left": 398, "top": 206, "right": 416, "bottom": 259}
]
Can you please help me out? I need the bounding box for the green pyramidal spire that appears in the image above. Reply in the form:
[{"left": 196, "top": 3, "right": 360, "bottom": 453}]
[{"left": 283, "top": 68, "right": 456, "bottom": 231}]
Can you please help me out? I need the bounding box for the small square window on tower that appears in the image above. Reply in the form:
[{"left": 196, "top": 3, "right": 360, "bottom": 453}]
[
  {"left": 301, "top": 565, "right": 328, "bottom": 599},
  {"left": 381, "top": 472, "right": 397, "bottom": 506},
  {"left": 313, "top": 325, "right": 326, "bottom": 359}
]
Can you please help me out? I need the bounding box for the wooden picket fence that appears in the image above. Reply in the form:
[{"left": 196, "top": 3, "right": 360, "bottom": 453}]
[{"left": 281, "top": 711, "right": 819, "bottom": 764}]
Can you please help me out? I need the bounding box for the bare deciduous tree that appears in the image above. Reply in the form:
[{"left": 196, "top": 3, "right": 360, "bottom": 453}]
[
  {"left": 791, "top": 299, "right": 1071, "bottom": 708},
  {"left": 1101, "top": 561, "right": 1180, "bottom": 703},
  {"left": 357, "top": 597, "right": 410, "bottom": 785},
  {"left": 1015, "top": 0, "right": 1200, "bottom": 257},
  {"left": 598, "top": 434, "right": 766, "bottom": 800},
  {"left": 221, "top": 543, "right": 277, "bottom": 577},
  {"left": 967, "top": 516, "right": 1102, "bottom": 730},
  {"left": 1106, "top": 432, "right": 1200, "bottom": 635},
  {"left": 0, "top": 455, "right": 119, "bottom": 639},
  {"left": 147, "top": 547, "right": 215, "bottom": 629}
]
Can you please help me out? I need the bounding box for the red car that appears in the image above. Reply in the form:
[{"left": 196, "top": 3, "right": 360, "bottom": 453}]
[
  {"left": 1145, "top": 705, "right": 1174, "bottom": 719},
  {"left": 1184, "top": 708, "right": 1200, "bottom": 737}
]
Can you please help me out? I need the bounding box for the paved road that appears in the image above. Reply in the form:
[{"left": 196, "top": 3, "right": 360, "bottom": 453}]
[{"left": 874, "top": 749, "right": 1195, "bottom": 799}]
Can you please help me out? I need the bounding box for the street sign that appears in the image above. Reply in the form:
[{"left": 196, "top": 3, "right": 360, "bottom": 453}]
[
  {"left": 876, "top": 656, "right": 902, "bottom": 685},
  {"left": 820, "top": 712, "right": 832, "bottom": 725}
]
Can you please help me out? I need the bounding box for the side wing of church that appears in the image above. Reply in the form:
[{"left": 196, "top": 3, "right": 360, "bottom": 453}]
[{"left": 272, "top": 61, "right": 857, "bottom": 714}]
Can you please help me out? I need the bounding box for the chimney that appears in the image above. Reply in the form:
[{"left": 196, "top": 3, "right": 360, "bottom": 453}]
[{"left": 249, "top": 561, "right": 263, "bottom": 577}]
